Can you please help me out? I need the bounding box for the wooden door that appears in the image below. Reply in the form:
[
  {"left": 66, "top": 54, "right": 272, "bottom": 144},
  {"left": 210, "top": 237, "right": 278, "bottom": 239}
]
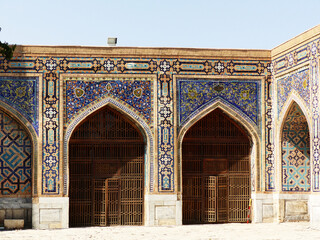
[
  {"left": 182, "top": 109, "right": 251, "bottom": 224},
  {"left": 69, "top": 106, "right": 144, "bottom": 227}
]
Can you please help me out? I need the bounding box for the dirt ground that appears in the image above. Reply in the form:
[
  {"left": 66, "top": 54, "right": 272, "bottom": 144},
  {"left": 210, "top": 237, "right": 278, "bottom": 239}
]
[{"left": 0, "top": 222, "right": 319, "bottom": 240}]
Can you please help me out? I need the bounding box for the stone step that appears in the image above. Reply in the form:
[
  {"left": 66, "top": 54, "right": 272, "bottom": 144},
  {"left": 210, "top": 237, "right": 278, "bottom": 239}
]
[{"left": 4, "top": 219, "right": 24, "bottom": 230}]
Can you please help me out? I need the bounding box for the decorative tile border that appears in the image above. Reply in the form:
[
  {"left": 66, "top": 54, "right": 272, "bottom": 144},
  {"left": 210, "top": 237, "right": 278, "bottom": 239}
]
[
  {"left": 272, "top": 37, "right": 320, "bottom": 75},
  {"left": 42, "top": 70, "right": 60, "bottom": 194},
  {"left": 265, "top": 76, "right": 275, "bottom": 190},
  {"left": 157, "top": 73, "right": 174, "bottom": 191},
  {"left": 311, "top": 58, "right": 320, "bottom": 191}
]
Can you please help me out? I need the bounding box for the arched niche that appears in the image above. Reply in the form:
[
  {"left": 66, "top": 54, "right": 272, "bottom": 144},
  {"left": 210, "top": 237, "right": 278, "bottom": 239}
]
[
  {"left": 178, "top": 100, "right": 260, "bottom": 193},
  {"left": 177, "top": 100, "right": 260, "bottom": 224},
  {"left": 280, "top": 101, "right": 310, "bottom": 192},
  {"left": 64, "top": 98, "right": 153, "bottom": 227},
  {"left": 0, "top": 101, "right": 38, "bottom": 228},
  {"left": 64, "top": 97, "right": 153, "bottom": 195}
]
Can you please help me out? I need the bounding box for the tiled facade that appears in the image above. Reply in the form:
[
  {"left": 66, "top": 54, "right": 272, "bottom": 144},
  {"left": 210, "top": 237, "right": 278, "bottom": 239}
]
[
  {"left": 282, "top": 103, "right": 310, "bottom": 191},
  {"left": 0, "top": 110, "right": 32, "bottom": 196},
  {"left": 0, "top": 25, "right": 320, "bottom": 229}
]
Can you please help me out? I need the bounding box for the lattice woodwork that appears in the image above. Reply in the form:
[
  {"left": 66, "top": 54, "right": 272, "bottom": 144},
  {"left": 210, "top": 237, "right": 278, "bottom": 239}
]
[
  {"left": 217, "top": 175, "right": 228, "bottom": 222},
  {"left": 182, "top": 176, "right": 202, "bottom": 224},
  {"left": 204, "top": 176, "right": 216, "bottom": 222},
  {"left": 228, "top": 175, "right": 250, "bottom": 222},
  {"left": 182, "top": 109, "right": 250, "bottom": 224},
  {"left": 69, "top": 106, "right": 144, "bottom": 227}
]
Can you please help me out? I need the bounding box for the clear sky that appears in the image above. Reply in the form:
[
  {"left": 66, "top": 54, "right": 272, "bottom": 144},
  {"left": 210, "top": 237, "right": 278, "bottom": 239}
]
[{"left": 1, "top": 0, "right": 320, "bottom": 49}]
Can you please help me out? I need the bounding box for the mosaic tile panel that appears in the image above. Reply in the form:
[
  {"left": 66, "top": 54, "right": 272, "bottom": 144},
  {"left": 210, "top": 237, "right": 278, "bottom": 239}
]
[
  {"left": 273, "top": 37, "right": 320, "bottom": 75},
  {"left": 282, "top": 103, "right": 310, "bottom": 191},
  {"left": 311, "top": 58, "right": 320, "bottom": 191},
  {"left": 65, "top": 79, "right": 152, "bottom": 125},
  {"left": 0, "top": 77, "right": 39, "bottom": 134},
  {"left": 1, "top": 57, "right": 271, "bottom": 76},
  {"left": 277, "top": 68, "right": 310, "bottom": 116},
  {"left": 0, "top": 110, "right": 32, "bottom": 196},
  {"left": 265, "top": 77, "right": 275, "bottom": 191},
  {"left": 158, "top": 73, "right": 174, "bottom": 191},
  {"left": 1, "top": 55, "right": 271, "bottom": 193},
  {"left": 42, "top": 71, "right": 60, "bottom": 194},
  {"left": 272, "top": 37, "right": 320, "bottom": 192},
  {"left": 178, "top": 79, "right": 260, "bottom": 127}
]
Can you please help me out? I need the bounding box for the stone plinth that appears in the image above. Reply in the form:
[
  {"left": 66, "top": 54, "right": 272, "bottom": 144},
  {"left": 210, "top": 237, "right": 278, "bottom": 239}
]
[
  {"left": 32, "top": 197, "right": 69, "bottom": 229},
  {"left": 145, "top": 194, "right": 182, "bottom": 226},
  {"left": 4, "top": 219, "right": 24, "bottom": 230}
]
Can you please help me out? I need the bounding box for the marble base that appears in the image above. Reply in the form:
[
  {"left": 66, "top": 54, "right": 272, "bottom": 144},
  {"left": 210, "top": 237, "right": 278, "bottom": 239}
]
[{"left": 32, "top": 197, "right": 68, "bottom": 229}]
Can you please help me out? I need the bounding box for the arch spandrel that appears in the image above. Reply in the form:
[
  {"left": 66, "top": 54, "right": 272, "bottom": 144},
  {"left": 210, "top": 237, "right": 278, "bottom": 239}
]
[
  {"left": 278, "top": 91, "right": 312, "bottom": 128},
  {"left": 0, "top": 76, "right": 39, "bottom": 135},
  {"left": 179, "top": 99, "right": 260, "bottom": 143},
  {"left": 64, "top": 77, "right": 153, "bottom": 127},
  {"left": 63, "top": 97, "right": 154, "bottom": 196},
  {"left": 177, "top": 79, "right": 261, "bottom": 128},
  {"left": 276, "top": 68, "right": 310, "bottom": 118}
]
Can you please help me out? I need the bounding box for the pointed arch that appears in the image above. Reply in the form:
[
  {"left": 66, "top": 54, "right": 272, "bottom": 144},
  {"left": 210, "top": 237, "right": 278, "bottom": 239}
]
[
  {"left": 178, "top": 98, "right": 260, "bottom": 192},
  {"left": 180, "top": 97, "right": 259, "bottom": 135},
  {"left": 0, "top": 100, "right": 38, "bottom": 196},
  {"left": 278, "top": 90, "right": 311, "bottom": 129},
  {"left": 278, "top": 98, "right": 311, "bottom": 192},
  {"left": 63, "top": 97, "right": 153, "bottom": 195}
]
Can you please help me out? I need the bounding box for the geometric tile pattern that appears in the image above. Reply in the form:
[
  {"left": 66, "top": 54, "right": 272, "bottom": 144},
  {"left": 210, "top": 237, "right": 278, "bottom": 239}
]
[
  {"left": 282, "top": 103, "right": 310, "bottom": 191},
  {"left": 43, "top": 71, "right": 60, "bottom": 194},
  {"left": 273, "top": 36, "right": 320, "bottom": 191},
  {"left": 0, "top": 76, "right": 39, "bottom": 134},
  {"left": 157, "top": 73, "right": 174, "bottom": 191},
  {"left": 0, "top": 56, "right": 271, "bottom": 193},
  {"left": 265, "top": 77, "right": 275, "bottom": 190},
  {"left": 65, "top": 78, "right": 152, "bottom": 125},
  {"left": 0, "top": 110, "right": 32, "bottom": 196},
  {"left": 178, "top": 79, "right": 260, "bottom": 126},
  {"left": 275, "top": 67, "right": 310, "bottom": 192},
  {"left": 311, "top": 58, "right": 320, "bottom": 191},
  {"left": 277, "top": 68, "right": 310, "bottom": 116},
  {"left": 273, "top": 38, "right": 319, "bottom": 75}
]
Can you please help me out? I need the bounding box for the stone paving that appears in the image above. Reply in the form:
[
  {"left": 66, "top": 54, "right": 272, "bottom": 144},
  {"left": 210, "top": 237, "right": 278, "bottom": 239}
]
[{"left": 0, "top": 222, "right": 320, "bottom": 240}]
